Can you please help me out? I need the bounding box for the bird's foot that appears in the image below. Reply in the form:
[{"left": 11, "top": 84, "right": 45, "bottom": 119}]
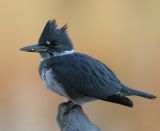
[{"left": 56, "top": 101, "right": 81, "bottom": 128}]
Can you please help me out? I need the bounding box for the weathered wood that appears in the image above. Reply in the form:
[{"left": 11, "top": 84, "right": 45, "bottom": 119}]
[{"left": 56, "top": 101, "right": 102, "bottom": 131}]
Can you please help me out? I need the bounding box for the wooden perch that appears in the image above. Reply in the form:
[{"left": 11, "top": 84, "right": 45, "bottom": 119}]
[{"left": 56, "top": 101, "right": 102, "bottom": 131}]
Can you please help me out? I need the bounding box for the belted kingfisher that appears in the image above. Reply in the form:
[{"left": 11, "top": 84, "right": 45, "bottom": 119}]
[{"left": 20, "top": 19, "right": 156, "bottom": 107}]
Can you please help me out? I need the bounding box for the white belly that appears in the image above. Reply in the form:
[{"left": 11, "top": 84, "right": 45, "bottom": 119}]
[
  {"left": 41, "top": 69, "right": 67, "bottom": 97},
  {"left": 41, "top": 69, "right": 96, "bottom": 105}
]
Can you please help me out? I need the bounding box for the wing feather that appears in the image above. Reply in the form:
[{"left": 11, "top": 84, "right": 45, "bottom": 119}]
[{"left": 44, "top": 53, "right": 122, "bottom": 99}]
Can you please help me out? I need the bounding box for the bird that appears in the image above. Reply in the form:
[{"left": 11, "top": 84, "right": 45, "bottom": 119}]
[{"left": 20, "top": 19, "right": 156, "bottom": 107}]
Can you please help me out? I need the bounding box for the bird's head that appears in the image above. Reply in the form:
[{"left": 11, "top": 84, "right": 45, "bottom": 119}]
[{"left": 20, "top": 19, "right": 73, "bottom": 59}]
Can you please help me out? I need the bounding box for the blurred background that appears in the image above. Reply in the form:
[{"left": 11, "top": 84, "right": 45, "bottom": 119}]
[{"left": 0, "top": 0, "right": 159, "bottom": 131}]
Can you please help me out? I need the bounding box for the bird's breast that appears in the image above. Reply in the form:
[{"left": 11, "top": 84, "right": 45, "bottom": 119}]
[{"left": 40, "top": 68, "right": 68, "bottom": 97}]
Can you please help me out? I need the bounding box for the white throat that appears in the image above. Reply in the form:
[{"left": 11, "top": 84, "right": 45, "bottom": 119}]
[{"left": 41, "top": 49, "right": 76, "bottom": 61}]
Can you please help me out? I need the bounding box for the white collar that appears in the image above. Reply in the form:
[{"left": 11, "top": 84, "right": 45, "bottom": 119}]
[
  {"left": 53, "top": 49, "right": 76, "bottom": 57},
  {"left": 41, "top": 50, "right": 76, "bottom": 61}
]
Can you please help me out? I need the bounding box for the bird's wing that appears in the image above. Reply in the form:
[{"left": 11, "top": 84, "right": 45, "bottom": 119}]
[{"left": 47, "top": 53, "right": 123, "bottom": 99}]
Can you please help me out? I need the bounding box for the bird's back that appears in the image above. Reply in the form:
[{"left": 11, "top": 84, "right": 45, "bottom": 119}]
[{"left": 39, "top": 53, "right": 126, "bottom": 104}]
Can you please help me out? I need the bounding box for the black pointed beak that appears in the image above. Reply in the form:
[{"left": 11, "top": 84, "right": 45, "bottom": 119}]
[{"left": 20, "top": 44, "right": 47, "bottom": 53}]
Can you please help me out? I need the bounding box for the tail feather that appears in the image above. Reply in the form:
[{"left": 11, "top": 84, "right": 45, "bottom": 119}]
[
  {"left": 102, "top": 86, "right": 156, "bottom": 107},
  {"left": 122, "top": 87, "right": 156, "bottom": 99},
  {"left": 104, "top": 95, "right": 133, "bottom": 107}
]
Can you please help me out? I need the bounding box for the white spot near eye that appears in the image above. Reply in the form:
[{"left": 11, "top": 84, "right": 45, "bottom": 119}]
[{"left": 46, "top": 41, "right": 50, "bottom": 45}]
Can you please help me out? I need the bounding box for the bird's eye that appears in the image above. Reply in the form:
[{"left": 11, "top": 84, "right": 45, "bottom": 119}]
[
  {"left": 46, "top": 40, "right": 58, "bottom": 46},
  {"left": 46, "top": 40, "right": 51, "bottom": 45}
]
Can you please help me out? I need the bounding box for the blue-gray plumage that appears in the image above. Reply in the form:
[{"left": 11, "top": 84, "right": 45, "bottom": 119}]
[{"left": 20, "top": 19, "right": 156, "bottom": 107}]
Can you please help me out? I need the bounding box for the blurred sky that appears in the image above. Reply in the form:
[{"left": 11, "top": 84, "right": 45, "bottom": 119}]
[{"left": 0, "top": 0, "right": 159, "bottom": 131}]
